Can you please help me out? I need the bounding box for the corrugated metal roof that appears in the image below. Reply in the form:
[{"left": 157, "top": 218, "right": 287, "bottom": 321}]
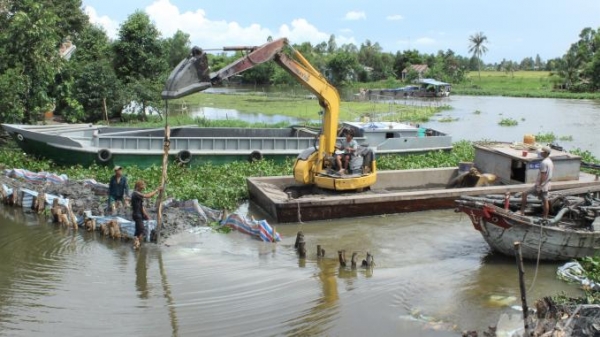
[
  {"left": 417, "top": 78, "right": 450, "bottom": 86},
  {"left": 402, "top": 64, "right": 428, "bottom": 73}
]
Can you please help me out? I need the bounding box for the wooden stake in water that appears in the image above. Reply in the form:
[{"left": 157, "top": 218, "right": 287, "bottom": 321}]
[{"left": 514, "top": 241, "right": 530, "bottom": 336}]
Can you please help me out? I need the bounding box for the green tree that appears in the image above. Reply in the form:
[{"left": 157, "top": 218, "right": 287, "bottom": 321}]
[
  {"left": 165, "top": 30, "right": 191, "bottom": 68},
  {"left": 326, "top": 51, "right": 359, "bottom": 85},
  {"left": 53, "top": 22, "right": 121, "bottom": 122},
  {"left": 468, "top": 32, "right": 489, "bottom": 80},
  {"left": 113, "top": 11, "right": 168, "bottom": 120},
  {"left": 0, "top": 0, "right": 87, "bottom": 123}
]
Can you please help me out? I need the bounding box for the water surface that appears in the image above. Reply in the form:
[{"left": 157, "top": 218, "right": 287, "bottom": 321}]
[{"left": 0, "top": 205, "right": 583, "bottom": 336}]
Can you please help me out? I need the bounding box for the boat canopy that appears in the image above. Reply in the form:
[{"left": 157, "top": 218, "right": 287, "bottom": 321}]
[{"left": 416, "top": 78, "right": 450, "bottom": 86}]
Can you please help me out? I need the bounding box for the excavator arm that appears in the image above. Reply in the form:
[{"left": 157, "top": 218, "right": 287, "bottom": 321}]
[{"left": 162, "top": 38, "right": 376, "bottom": 191}]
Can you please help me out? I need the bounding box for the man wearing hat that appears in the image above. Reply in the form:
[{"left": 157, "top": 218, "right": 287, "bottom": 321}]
[
  {"left": 520, "top": 146, "right": 554, "bottom": 218},
  {"left": 108, "top": 166, "right": 130, "bottom": 214}
]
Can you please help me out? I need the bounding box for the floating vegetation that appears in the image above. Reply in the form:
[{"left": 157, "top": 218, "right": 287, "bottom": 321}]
[
  {"left": 438, "top": 116, "right": 459, "bottom": 123},
  {"left": 498, "top": 118, "right": 518, "bottom": 126},
  {"left": 473, "top": 110, "right": 481, "bottom": 114},
  {"left": 559, "top": 135, "right": 574, "bottom": 141},
  {"left": 536, "top": 132, "right": 556, "bottom": 143}
]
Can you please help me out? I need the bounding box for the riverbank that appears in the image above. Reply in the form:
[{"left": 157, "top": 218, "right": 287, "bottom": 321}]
[
  {"left": 0, "top": 169, "right": 208, "bottom": 243},
  {"left": 361, "top": 71, "right": 600, "bottom": 100}
]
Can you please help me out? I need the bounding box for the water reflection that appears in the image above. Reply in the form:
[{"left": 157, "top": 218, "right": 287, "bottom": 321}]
[{"left": 135, "top": 248, "right": 149, "bottom": 299}]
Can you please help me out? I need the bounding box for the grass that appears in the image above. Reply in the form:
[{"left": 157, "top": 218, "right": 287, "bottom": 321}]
[
  {"left": 453, "top": 71, "right": 600, "bottom": 99},
  {"left": 363, "top": 71, "right": 600, "bottom": 99},
  {"left": 155, "top": 92, "right": 451, "bottom": 125}
]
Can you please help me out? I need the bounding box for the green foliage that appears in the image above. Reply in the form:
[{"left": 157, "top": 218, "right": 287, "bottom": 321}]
[
  {"left": 208, "top": 221, "right": 232, "bottom": 234},
  {"left": 438, "top": 116, "right": 459, "bottom": 123},
  {"left": 112, "top": 11, "right": 167, "bottom": 121},
  {"left": 535, "top": 132, "right": 556, "bottom": 143},
  {"left": 377, "top": 140, "right": 474, "bottom": 170},
  {"left": 0, "top": 1, "right": 62, "bottom": 122},
  {"left": 327, "top": 51, "right": 359, "bottom": 85},
  {"left": 164, "top": 30, "right": 191, "bottom": 68},
  {"left": 498, "top": 118, "right": 518, "bottom": 126}
]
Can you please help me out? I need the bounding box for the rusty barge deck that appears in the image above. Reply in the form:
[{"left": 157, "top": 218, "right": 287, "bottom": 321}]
[{"left": 247, "top": 168, "right": 600, "bottom": 223}]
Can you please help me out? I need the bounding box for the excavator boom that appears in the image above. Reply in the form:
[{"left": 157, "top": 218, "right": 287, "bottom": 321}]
[{"left": 162, "top": 38, "right": 376, "bottom": 191}]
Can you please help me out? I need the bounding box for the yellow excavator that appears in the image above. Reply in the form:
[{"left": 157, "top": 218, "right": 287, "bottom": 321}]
[{"left": 162, "top": 38, "right": 376, "bottom": 191}]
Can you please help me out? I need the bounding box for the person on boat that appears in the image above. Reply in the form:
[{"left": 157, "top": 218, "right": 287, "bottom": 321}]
[
  {"left": 336, "top": 130, "right": 358, "bottom": 175},
  {"left": 520, "top": 146, "right": 554, "bottom": 218},
  {"left": 108, "top": 166, "right": 129, "bottom": 213},
  {"left": 131, "top": 180, "right": 162, "bottom": 249}
]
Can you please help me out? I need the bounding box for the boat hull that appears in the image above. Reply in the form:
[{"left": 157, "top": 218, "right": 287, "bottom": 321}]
[
  {"left": 2, "top": 123, "right": 452, "bottom": 168},
  {"left": 458, "top": 203, "right": 600, "bottom": 261}
]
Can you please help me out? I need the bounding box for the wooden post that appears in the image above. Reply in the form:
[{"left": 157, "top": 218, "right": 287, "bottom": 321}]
[
  {"left": 294, "top": 231, "right": 303, "bottom": 249},
  {"left": 298, "top": 238, "right": 306, "bottom": 258},
  {"left": 272, "top": 226, "right": 277, "bottom": 243},
  {"left": 320, "top": 247, "right": 325, "bottom": 258},
  {"left": 103, "top": 97, "right": 109, "bottom": 125},
  {"left": 514, "top": 241, "right": 530, "bottom": 336},
  {"left": 317, "top": 245, "right": 321, "bottom": 257},
  {"left": 338, "top": 250, "right": 346, "bottom": 267},
  {"left": 155, "top": 124, "right": 170, "bottom": 244},
  {"left": 362, "top": 252, "right": 374, "bottom": 267},
  {"left": 351, "top": 252, "right": 358, "bottom": 269}
]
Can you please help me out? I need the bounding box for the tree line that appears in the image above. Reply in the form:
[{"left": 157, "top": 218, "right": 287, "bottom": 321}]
[{"left": 0, "top": 1, "right": 598, "bottom": 124}]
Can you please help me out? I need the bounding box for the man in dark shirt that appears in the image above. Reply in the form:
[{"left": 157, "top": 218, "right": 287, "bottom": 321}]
[
  {"left": 131, "top": 180, "right": 162, "bottom": 249},
  {"left": 108, "top": 166, "right": 129, "bottom": 214}
]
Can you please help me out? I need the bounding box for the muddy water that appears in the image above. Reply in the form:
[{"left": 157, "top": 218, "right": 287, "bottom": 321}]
[{"left": 0, "top": 205, "right": 583, "bottom": 337}]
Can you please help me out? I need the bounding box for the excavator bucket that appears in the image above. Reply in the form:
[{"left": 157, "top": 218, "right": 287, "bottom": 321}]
[{"left": 162, "top": 46, "right": 212, "bottom": 99}]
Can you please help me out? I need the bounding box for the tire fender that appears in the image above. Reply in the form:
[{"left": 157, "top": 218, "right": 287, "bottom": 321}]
[
  {"left": 177, "top": 150, "right": 192, "bottom": 164},
  {"left": 249, "top": 150, "right": 263, "bottom": 162},
  {"left": 98, "top": 149, "right": 112, "bottom": 163}
]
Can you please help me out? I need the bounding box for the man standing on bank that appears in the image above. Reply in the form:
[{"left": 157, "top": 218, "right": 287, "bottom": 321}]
[
  {"left": 520, "top": 146, "right": 554, "bottom": 218},
  {"left": 108, "top": 166, "right": 129, "bottom": 213},
  {"left": 131, "top": 180, "right": 162, "bottom": 249}
]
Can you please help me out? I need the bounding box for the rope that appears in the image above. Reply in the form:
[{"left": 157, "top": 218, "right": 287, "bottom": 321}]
[{"left": 527, "top": 219, "right": 545, "bottom": 294}]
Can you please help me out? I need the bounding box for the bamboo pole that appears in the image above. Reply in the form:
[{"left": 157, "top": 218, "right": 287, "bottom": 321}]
[
  {"left": 514, "top": 241, "right": 530, "bottom": 336},
  {"left": 155, "top": 101, "right": 171, "bottom": 244}
]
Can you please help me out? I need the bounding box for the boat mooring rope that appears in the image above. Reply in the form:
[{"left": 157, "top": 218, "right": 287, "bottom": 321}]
[{"left": 527, "top": 219, "right": 545, "bottom": 294}]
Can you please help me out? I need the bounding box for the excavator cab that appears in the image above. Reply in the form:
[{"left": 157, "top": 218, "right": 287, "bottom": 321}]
[{"left": 162, "top": 38, "right": 376, "bottom": 191}]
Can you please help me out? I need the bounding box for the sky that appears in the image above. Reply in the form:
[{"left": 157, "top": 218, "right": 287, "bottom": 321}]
[{"left": 81, "top": 0, "right": 600, "bottom": 64}]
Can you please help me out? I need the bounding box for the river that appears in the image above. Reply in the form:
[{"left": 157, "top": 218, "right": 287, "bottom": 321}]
[
  {"left": 0, "top": 204, "right": 583, "bottom": 336},
  {"left": 191, "top": 93, "right": 600, "bottom": 159},
  {"left": 1, "top": 94, "right": 598, "bottom": 336}
]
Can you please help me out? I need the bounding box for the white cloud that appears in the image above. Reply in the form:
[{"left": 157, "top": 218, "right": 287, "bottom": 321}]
[
  {"left": 277, "top": 18, "right": 330, "bottom": 45},
  {"left": 84, "top": 6, "right": 119, "bottom": 39},
  {"left": 415, "top": 37, "right": 436, "bottom": 45},
  {"left": 86, "top": 0, "right": 356, "bottom": 52},
  {"left": 344, "top": 11, "right": 366, "bottom": 20},
  {"left": 339, "top": 28, "right": 352, "bottom": 34},
  {"left": 146, "top": 0, "right": 272, "bottom": 47},
  {"left": 386, "top": 14, "right": 403, "bottom": 21}
]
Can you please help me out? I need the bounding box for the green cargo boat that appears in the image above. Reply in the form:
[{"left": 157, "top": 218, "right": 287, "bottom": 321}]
[{"left": 1, "top": 122, "right": 452, "bottom": 168}]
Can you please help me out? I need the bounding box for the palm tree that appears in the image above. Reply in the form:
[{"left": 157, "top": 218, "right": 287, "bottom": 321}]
[{"left": 468, "top": 32, "right": 489, "bottom": 80}]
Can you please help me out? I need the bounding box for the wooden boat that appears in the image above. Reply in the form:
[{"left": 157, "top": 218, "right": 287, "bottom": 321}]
[
  {"left": 1, "top": 122, "right": 452, "bottom": 168},
  {"left": 455, "top": 185, "right": 600, "bottom": 261},
  {"left": 364, "top": 78, "right": 452, "bottom": 99}
]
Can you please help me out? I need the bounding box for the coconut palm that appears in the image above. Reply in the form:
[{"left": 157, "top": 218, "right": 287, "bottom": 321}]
[{"left": 468, "top": 32, "right": 489, "bottom": 80}]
